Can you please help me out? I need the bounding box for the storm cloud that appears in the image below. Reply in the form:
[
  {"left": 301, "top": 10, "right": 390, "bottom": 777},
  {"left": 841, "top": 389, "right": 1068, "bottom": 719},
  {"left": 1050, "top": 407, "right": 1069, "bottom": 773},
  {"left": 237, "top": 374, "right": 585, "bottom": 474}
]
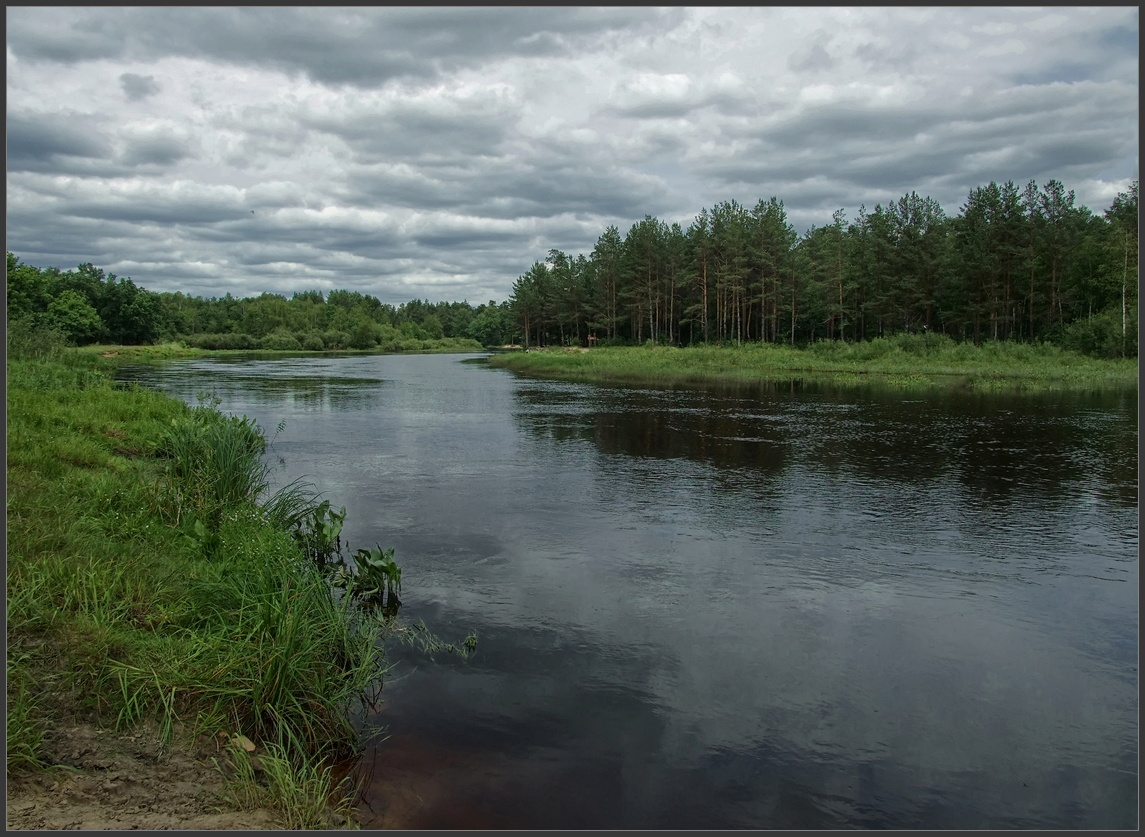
[{"left": 6, "top": 6, "right": 1138, "bottom": 304}]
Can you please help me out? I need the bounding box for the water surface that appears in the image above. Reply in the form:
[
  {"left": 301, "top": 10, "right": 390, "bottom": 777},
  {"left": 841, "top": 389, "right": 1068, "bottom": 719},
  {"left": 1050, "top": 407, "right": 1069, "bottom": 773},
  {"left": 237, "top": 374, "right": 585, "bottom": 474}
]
[{"left": 117, "top": 353, "right": 1139, "bottom": 829}]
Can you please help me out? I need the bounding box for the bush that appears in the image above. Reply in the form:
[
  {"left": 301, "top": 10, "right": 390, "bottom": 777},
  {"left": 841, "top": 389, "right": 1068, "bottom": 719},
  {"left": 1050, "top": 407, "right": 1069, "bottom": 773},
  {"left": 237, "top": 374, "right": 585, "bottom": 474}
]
[
  {"left": 183, "top": 333, "right": 260, "bottom": 350},
  {"left": 348, "top": 322, "right": 378, "bottom": 350},
  {"left": 301, "top": 333, "right": 325, "bottom": 351},
  {"left": 259, "top": 332, "right": 303, "bottom": 351},
  {"left": 807, "top": 338, "right": 842, "bottom": 356},
  {"left": 6, "top": 317, "right": 70, "bottom": 360},
  {"left": 46, "top": 290, "right": 105, "bottom": 345},
  {"left": 886, "top": 331, "right": 955, "bottom": 356},
  {"left": 321, "top": 330, "right": 350, "bottom": 350},
  {"left": 1061, "top": 307, "right": 1138, "bottom": 358}
]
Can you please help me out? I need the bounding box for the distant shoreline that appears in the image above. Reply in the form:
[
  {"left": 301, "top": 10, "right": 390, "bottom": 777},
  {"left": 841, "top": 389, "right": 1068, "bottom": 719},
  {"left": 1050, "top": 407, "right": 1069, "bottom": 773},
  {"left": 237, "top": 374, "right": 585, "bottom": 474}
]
[
  {"left": 76, "top": 340, "right": 488, "bottom": 363},
  {"left": 487, "top": 338, "right": 1139, "bottom": 392}
]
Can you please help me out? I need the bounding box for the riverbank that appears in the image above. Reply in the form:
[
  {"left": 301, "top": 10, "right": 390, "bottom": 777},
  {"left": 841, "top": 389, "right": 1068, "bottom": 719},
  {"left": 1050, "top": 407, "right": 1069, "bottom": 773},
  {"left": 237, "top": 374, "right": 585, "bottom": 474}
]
[
  {"left": 79, "top": 337, "right": 485, "bottom": 363},
  {"left": 6, "top": 345, "right": 387, "bottom": 828},
  {"left": 488, "top": 335, "right": 1139, "bottom": 391}
]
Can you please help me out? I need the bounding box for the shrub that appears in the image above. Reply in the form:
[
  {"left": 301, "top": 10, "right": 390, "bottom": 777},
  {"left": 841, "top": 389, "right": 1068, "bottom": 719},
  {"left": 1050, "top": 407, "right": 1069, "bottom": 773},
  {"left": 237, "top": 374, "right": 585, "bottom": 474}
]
[
  {"left": 259, "top": 332, "right": 302, "bottom": 351},
  {"left": 183, "top": 333, "right": 260, "bottom": 350},
  {"left": 1061, "top": 307, "right": 1138, "bottom": 358},
  {"left": 886, "top": 331, "right": 955, "bottom": 356},
  {"left": 321, "top": 330, "right": 350, "bottom": 351},
  {"left": 348, "top": 322, "right": 378, "bottom": 350},
  {"left": 6, "top": 317, "right": 70, "bottom": 360}
]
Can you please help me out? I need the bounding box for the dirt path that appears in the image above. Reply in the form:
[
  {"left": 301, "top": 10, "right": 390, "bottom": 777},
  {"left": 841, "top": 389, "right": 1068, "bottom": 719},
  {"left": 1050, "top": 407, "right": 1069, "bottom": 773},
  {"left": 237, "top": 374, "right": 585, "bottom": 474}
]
[{"left": 6, "top": 723, "right": 283, "bottom": 830}]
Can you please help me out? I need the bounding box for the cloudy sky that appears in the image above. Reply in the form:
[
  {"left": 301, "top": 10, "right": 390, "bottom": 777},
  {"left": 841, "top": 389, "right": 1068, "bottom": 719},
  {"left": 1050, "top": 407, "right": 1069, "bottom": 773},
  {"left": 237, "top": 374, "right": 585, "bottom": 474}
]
[{"left": 6, "top": 6, "right": 1139, "bottom": 305}]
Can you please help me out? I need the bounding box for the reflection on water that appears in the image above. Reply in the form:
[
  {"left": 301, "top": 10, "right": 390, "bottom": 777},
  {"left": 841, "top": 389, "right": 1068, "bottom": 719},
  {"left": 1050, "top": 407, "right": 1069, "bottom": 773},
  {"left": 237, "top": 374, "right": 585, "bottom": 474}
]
[
  {"left": 116, "top": 355, "right": 387, "bottom": 414},
  {"left": 515, "top": 379, "right": 1138, "bottom": 507},
  {"left": 117, "top": 354, "right": 1139, "bottom": 830}
]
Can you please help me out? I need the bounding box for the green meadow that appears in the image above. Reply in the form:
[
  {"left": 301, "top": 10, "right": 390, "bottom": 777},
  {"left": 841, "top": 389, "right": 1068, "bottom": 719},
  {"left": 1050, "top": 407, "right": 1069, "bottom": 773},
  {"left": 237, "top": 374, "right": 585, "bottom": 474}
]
[{"left": 489, "top": 334, "right": 1139, "bottom": 392}]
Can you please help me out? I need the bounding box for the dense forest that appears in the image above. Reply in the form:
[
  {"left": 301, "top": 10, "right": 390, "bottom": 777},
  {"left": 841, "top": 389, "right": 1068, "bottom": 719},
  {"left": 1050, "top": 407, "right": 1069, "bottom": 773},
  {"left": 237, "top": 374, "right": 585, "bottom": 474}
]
[
  {"left": 5, "top": 178, "right": 1138, "bottom": 358},
  {"left": 511, "top": 179, "right": 1138, "bottom": 358},
  {"left": 5, "top": 252, "right": 510, "bottom": 352}
]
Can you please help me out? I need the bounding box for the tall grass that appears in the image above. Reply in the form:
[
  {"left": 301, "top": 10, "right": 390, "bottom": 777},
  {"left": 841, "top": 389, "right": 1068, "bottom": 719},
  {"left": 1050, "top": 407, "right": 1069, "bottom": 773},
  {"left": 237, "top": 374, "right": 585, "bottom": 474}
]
[
  {"left": 157, "top": 401, "right": 269, "bottom": 529},
  {"left": 6, "top": 652, "right": 49, "bottom": 775},
  {"left": 220, "top": 737, "right": 360, "bottom": 829},
  {"left": 490, "top": 335, "right": 1139, "bottom": 391},
  {"left": 6, "top": 317, "right": 69, "bottom": 361},
  {"left": 6, "top": 345, "right": 388, "bottom": 822}
]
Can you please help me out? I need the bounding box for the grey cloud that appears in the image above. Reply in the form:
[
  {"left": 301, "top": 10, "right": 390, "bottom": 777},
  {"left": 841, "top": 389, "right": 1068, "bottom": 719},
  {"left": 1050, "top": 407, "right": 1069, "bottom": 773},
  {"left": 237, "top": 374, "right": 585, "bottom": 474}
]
[
  {"left": 608, "top": 100, "right": 701, "bottom": 121},
  {"left": 342, "top": 138, "right": 669, "bottom": 222},
  {"left": 702, "top": 122, "right": 1124, "bottom": 225},
  {"left": 164, "top": 275, "right": 261, "bottom": 299},
  {"left": 8, "top": 7, "right": 681, "bottom": 88},
  {"left": 1097, "top": 22, "right": 1138, "bottom": 54},
  {"left": 753, "top": 104, "right": 940, "bottom": 148},
  {"left": 605, "top": 86, "right": 757, "bottom": 122},
  {"left": 307, "top": 107, "right": 509, "bottom": 163},
  {"left": 412, "top": 227, "right": 527, "bottom": 249},
  {"left": 4, "top": 204, "right": 148, "bottom": 269},
  {"left": 1010, "top": 64, "right": 1096, "bottom": 87},
  {"left": 999, "top": 132, "right": 1134, "bottom": 186},
  {"left": 7, "top": 111, "right": 198, "bottom": 179},
  {"left": 185, "top": 226, "right": 252, "bottom": 246},
  {"left": 231, "top": 242, "right": 341, "bottom": 269},
  {"left": 5, "top": 8, "right": 130, "bottom": 63},
  {"left": 229, "top": 224, "right": 403, "bottom": 261},
  {"left": 65, "top": 195, "right": 249, "bottom": 226},
  {"left": 852, "top": 40, "right": 919, "bottom": 72},
  {"left": 1015, "top": 19, "right": 1139, "bottom": 84},
  {"left": 1011, "top": 56, "right": 1134, "bottom": 89},
  {"left": 340, "top": 168, "right": 459, "bottom": 212},
  {"left": 119, "top": 135, "right": 195, "bottom": 168},
  {"left": 700, "top": 74, "right": 1136, "bottom": 215},
  {"left": 5, "top": 8, "right": 1135, "bottom": 304},
  {"left": 119, "top": 72, "right": 159, "bottom": 101},
  {"left": 6, "top": 111, "right": 113, "bottom": 171},
  {"left": 971, "top": 81, "right": 1133, "bottom": 122},
  {"left": 788, "top": 42, "right": 834, "bottom": 73}
]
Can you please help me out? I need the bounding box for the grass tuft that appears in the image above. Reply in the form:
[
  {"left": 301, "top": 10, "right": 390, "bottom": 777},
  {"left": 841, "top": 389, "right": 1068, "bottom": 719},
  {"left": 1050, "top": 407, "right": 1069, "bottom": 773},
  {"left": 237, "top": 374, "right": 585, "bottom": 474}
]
[
  {"left": 220, "top": 737, "right": 361, "bottom": 830},
  {"left": 6, "top": 653, "right": 50, "bottom": 776}
]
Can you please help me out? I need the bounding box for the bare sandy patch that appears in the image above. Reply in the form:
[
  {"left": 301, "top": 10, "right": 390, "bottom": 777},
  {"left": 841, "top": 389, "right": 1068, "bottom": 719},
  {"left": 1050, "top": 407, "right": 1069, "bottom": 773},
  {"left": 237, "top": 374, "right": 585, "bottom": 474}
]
[{"left": 6, "top": 722, "right": 283, "bottom": 831}]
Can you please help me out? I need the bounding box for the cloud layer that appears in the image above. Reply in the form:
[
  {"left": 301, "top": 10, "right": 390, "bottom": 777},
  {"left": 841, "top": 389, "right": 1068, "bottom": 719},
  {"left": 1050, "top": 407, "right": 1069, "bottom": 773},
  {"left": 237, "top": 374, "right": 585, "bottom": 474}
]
[{"left": 6, "top": 7, "right": 1138, "bottom": 303}]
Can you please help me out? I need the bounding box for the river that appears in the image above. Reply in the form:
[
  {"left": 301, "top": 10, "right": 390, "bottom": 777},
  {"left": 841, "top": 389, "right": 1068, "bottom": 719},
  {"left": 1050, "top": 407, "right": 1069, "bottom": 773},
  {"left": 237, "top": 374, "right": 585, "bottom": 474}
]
[{"left": 116, "top": 351, "right": 1139, "bottom": 829}]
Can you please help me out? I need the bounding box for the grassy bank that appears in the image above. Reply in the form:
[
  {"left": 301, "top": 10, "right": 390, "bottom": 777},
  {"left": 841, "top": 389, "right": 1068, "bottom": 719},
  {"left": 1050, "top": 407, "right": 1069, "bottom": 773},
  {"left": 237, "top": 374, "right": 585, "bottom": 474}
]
[
  {"left": 489, "top": 334, "right": 1139, "bottom": 391},
  {"left": 6, "top": 341, "right": 390, "bottom": 826},
  {"left": 76, "top": 336, "right": 485, "bottom": 364}
]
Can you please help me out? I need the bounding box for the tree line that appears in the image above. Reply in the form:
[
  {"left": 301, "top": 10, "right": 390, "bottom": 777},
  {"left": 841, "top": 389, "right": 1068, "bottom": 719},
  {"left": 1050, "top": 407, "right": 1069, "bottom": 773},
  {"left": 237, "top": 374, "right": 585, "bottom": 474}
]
[
  {"left": 6, "top": 177, "right": 1136, "bottom": 358},
  {"left": 509, "top": 179, "right": 1138, "bottom": 358},
  {"left": 5, "top": 252, "right": 515, "bottom": 351}
]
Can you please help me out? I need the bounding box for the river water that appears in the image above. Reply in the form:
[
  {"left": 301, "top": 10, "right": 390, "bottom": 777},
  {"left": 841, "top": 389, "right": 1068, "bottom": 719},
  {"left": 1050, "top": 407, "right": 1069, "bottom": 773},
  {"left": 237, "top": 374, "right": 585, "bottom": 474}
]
[{"left": 116, "top": 352, "right": 1139, "bottom": 829}]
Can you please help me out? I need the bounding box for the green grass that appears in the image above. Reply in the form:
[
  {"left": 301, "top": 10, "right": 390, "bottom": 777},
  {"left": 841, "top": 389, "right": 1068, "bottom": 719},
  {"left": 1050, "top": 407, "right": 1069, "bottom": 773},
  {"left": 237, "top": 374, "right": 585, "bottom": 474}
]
[
  {"left": 220, "top": 737, "right": 360, "bottom": 830},
  {"left": 82, "top": 342, "right": 210, "bottom": 361},
  {"left": 6, "top": 651, "right": 50, "bottom": 775},
  {"left": 490, "top": 335, "right": 1139, "bottom": 392},
  {"left": 6, "top": 340, "right": 388, "bottom": 823},
  {"left": 78, "top": 335, "right": 483, "bottom": 363}
]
